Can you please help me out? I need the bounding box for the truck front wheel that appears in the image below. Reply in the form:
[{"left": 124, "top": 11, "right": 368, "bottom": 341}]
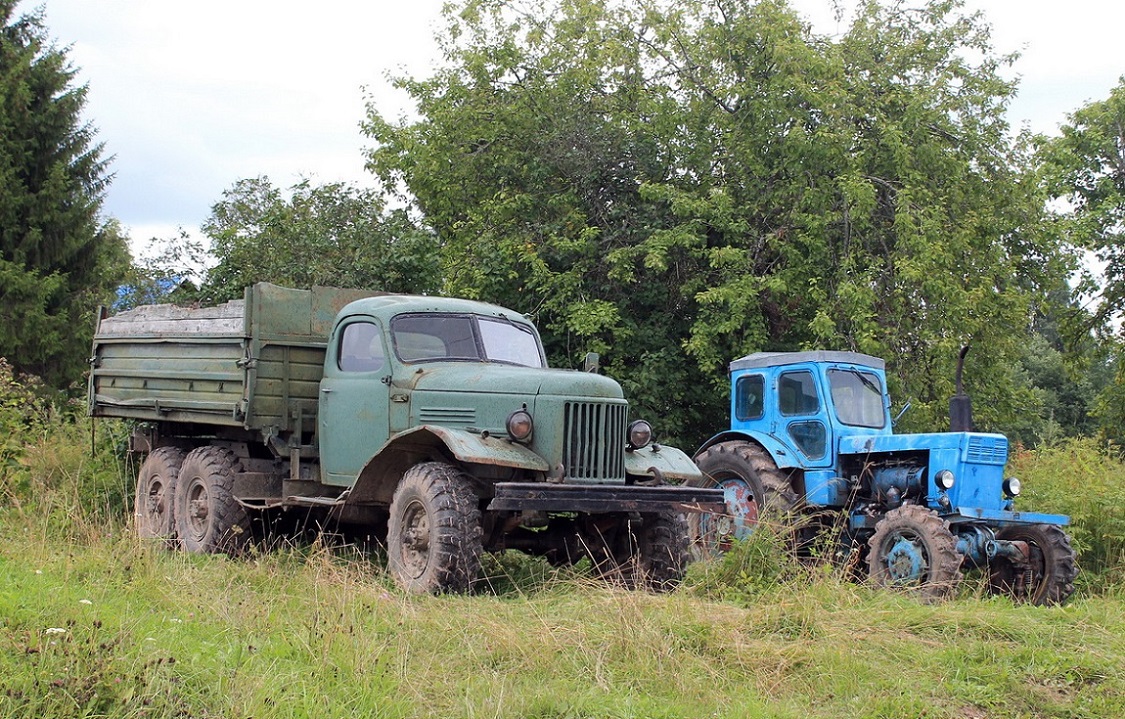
[
  {"left": 989, "top": 524, "right": 1078, "bottom": 606},
  {"left": 135, "top": 447, "right": 185, "bottom": 542},
  {"left": 174, "top": 446, "right": 252, "bottom": 554},
  {"left": 867, "top": 504, "right": 962, "bottom": 601},
  {"left": 387, "top": 462, "right": 483, "bottom": 594}
]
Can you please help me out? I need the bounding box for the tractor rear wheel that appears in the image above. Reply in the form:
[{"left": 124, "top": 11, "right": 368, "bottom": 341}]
[
  {"left": 135, "top": 447, "right": 185, "bottom": 543},
  {"left": 867, "top": 504, "right": 963, "bottom": 602},
  {"left": 690, "top": 441, "right": 796, "bottom": 556},
  {"left": 387, "top": 462, "right": 483, "bottom": 594},
  {"left": 989, "top": 524, "right": 1078, "bottom": 606}
]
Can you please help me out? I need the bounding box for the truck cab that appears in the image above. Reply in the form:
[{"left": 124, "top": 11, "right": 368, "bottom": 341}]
[{"left": 694, "top": 351, "right": 1078, "bottom": 605}]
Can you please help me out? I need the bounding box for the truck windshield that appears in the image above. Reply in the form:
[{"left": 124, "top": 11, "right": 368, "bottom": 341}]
[
  {"left": 828, "top": 369, "right": 886, "bottom": 428},
  {"left": 391, "top": 314, "right": 545, "bottom": 368}
]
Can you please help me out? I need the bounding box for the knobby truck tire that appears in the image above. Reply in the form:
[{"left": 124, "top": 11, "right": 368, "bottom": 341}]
[
  {"left": 386, "top": 462, "right": 483, "bottom": 595},
  {"left": 135, "top": 447, "right": 185, "bottom": 542},
  {"left": 174, "top": 446, "right": 252, "bottom": 555}
]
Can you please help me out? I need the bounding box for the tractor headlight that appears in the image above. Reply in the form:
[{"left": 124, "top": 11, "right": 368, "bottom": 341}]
[
  {"left": 627, "top": 419, "right": 653, "bottom": 450},
  {"left": 934, "top": 469, "right": 956, "bottom": 491},
  {"left": 1003, "top": 477, "right": 1021, "bottom": 498},
  {"left": 506, "top": 408, "right": 534, "bottom": 442}
]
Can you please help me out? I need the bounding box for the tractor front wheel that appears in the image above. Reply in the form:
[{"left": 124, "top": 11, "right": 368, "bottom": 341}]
[
  {"left": 989, "top": 524, "right": 1078, "bottom": 606},
  {"left": 867, "top": 504, "right": 963, "bottom": 602}
]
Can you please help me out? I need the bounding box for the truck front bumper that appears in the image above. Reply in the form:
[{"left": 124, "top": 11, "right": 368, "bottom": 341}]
[{"left": 487, "top": 482, "right": 726, "bottom": 514}]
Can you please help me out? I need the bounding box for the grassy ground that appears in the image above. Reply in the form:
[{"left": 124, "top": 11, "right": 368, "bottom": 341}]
[{"left": 2, "top": 425, "right": 1124, "bottom": 718}]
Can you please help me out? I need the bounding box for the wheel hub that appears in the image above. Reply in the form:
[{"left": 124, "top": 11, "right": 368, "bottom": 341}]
[
  {"left": 883, "top": 535, "right": 927, "bottom": 583},
  {"left": 400, "top": 500, "right": 431, "bottom": 579}
]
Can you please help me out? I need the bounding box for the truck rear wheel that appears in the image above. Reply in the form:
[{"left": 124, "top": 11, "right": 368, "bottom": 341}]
[
  {"left": 387, "top": 462, "right": 483, "bottom": 594},
  {"left": 174, "top": 446, "right": 252, "bottom": 554},
  {"left": 135, "top": 447, "right": 185, "bottom": 542},
  {"left": 867, "top": 504, "right": 962, "bottom": 601},
  {"left": 690, "top": 441, "right": 796, "bottom": 555},
  {"left": 989, "top": 524, "right": 1078, "bottom": 606}
]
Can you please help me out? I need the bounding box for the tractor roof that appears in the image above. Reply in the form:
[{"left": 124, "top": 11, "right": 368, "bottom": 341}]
[{"left": 730, "top": 351, "right": 885, "bottom": 373}]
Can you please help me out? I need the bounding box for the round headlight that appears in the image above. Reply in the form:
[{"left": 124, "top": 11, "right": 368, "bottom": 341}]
[
  {"left": 1003, "top": 477, "right": 1021, "bottom": 498},
  {"left": 628, "top": 419, "right": 653, "bottom": 449},
  {"left": 506, "top": 409, "right": 534, "bottom": 442},
  {"left": 935, "top": 469, "right": 955, "bottom": 491}
]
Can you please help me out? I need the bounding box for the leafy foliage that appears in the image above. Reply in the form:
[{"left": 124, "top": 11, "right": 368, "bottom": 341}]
[
  {"left": 365, "top": 0, "right": 1070, "bottom": 445},
  {"left": 199, "top": 177, "right": 442, "bottom": 304},
  {"left": 0, "top": 2, "right": 128, "bottom": 388}
]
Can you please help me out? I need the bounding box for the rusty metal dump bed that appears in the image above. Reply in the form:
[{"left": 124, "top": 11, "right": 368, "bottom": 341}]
[{"left": 88, "top": 283, "right": 382, "bottom": 434}]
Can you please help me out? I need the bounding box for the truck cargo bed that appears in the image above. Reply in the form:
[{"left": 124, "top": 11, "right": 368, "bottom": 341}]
[{"left": 88, "top": 283, "right": 383, "bottom": 436}]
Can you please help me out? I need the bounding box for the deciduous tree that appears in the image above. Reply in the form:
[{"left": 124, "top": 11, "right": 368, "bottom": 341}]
[{"left": 199, "top": 177, "right": 441, "bottom": 304}]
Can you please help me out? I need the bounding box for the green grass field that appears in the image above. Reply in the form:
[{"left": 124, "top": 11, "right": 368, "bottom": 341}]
[{"left": 2, "top": 422, "right": 1124, "bottom": 718}]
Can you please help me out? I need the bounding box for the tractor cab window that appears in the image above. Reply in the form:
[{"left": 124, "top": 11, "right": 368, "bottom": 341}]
[
  {"left": 337, "top": 321, "right": 385, "bottom": 373},
  {"left": 779, "top": 371, "right": 820, "bottom": 416},
  {"left": 828, "top": 369, "right": 886, "bottom": 428},
  {"left": 735, "top": 374, "right": 765, "bottom": 421}
]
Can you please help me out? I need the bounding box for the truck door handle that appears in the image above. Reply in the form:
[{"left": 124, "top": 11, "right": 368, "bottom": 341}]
[{"left": 321, "top": 388, "right": 332, "bottom": 393}]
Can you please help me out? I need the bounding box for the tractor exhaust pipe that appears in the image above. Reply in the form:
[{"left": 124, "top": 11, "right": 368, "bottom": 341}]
[{"left": 949, "top": 345, "right": 973, "bottom": 432}]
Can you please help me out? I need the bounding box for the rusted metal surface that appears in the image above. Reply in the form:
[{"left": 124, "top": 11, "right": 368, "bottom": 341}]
[
  {"left": 487, "top": 482, "right": 726, "bottom": 514},
  {"left": 623, "top": 443, "right": 704, "bottom": 483}
]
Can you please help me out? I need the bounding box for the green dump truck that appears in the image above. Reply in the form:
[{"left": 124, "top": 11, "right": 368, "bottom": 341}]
[{"left": 89, "top": 283, "right": 720, "bottom": 593}]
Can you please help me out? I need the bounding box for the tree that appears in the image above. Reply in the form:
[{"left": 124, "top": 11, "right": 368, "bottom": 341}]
[
  {"left": 198, "top": 177, "right": 442, "bottom": 304},
  {"left": 365, "top": 0, "right": 1071, "bottom": 445},
  {"left": 1038, "top": 77, "right": 1125, "bottom": 446},
  {"left": 0, "top": 2, "right": 127, "bottom": 387}
]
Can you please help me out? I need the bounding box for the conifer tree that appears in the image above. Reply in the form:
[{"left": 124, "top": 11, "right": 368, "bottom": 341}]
[{"left": 0, "top": 1, "right": 127, "bottom": 388}]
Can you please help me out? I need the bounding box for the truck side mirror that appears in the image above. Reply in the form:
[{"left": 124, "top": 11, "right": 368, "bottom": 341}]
[{"left": 583, "top": 352, "right": 600, "bottom": 373}]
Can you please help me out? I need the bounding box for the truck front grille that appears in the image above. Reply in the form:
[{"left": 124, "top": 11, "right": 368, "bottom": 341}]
[{"left": 562, "top": 401, "right": 627, "bottom": 482}]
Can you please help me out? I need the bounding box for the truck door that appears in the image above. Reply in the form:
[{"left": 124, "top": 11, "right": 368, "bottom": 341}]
[
  {"left": 318, "top": 318, "right": 392, "bottom": 487},
  {"left": 775, "top": 369, "right": 834, "bottom": 469}
]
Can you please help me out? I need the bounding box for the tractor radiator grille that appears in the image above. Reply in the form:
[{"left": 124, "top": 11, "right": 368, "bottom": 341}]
[
  {"left": 966, "top": 435, "right": 1008, "bottom": 465},
  {"left": 562, "top": 401, "right": 627, "bottom": 482}
]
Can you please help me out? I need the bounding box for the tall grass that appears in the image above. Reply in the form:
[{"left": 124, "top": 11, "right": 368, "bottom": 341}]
[{"left": 2, "top": 371, "right": 1125, "bottom": 717}]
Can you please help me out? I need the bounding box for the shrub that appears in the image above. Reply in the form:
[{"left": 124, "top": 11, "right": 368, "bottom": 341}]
[{"left": 1010, "top": 437, "right": 1125, "bottom": 592}]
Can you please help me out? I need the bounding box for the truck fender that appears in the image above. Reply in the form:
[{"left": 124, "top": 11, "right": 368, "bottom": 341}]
[
  {"left": 345, "top": 425, "right": 550, "bottom": 507},
  {"left": 625, "top": 444, "right": 704, "bottom": 483},
  {"left": 694, "top": 430, "right": 801, "bottom": 470}
]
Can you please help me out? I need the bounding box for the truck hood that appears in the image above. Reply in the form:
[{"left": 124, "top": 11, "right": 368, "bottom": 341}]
[{"left": 401, "top": 363, "right": 625, "bottom": 400}]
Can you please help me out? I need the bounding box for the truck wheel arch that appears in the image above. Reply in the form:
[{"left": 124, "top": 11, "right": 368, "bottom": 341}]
[{"left": 346, "top": 425, "right": 549, "bottom": 507}]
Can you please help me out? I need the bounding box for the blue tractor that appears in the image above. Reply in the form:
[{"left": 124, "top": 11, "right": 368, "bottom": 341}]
[{"left": 692, "top": 350, "right": 1078, "bottom": 604}]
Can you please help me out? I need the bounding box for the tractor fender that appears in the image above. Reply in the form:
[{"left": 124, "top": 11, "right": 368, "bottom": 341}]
[
  {"left": 694, "top": 430, "right": 802, "bottom": 470},
  {"left": 345, "top": 425, "right": 549, "bottom": 507}
]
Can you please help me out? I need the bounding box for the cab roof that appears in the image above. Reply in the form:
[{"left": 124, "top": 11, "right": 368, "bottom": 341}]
[
  {"left": 730, "top": 351, "right": 885, "bottom": 372},
  {"left": 338, "top": 293, "right": 532, "bottom": 325}
]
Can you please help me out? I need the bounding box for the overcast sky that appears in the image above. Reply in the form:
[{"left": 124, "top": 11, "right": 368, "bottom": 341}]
[{"left": 21, "top": 0, "right": 1125, "bottom": 256}]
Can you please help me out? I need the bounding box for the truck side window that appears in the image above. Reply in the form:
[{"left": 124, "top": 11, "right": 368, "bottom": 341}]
[
  {"left": 735, "top": 375, "right": 765, "bottom": 421},
  {"left": 779, "top": 371, "right": 819, "bottom": 416},
  {"left": 338, "top": 321, "right": 385, "bottom": 373}
]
